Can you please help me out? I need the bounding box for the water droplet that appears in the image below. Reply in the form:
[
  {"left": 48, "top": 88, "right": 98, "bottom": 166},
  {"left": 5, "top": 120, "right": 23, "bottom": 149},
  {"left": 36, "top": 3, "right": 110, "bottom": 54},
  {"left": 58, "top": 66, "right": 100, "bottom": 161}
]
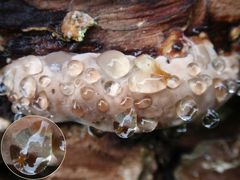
[
  {"left": 80, "top": 86, "right": 95, "bottom": 100},
  {"left": 176, "top": 123, "right": 187, "bottom": 133},
  {"left": 198, "top": 74, "right": 212, "bottom": 86},
  {"left": 1, "top": 116, "right": 66, "bottom": 178},
  {"left": 0, "top": 82, "right": 7, "bottom": 95},
  {"left": 213, "top": 79, "right": 228, "bottom": 102},
  {"left": 137, "top": 118, "right": 158, "bottom": 133},
  {"left": 87, "top": 126, "right": 105, "bottom": 138},
  {"left": 24, "top": 56, "right": 43, "bottom": 75},
  {"left": 14, "top": 112, "right": 24, "bottom": 121},
  {"left": 73, "top": 78, "right": 83, "bottom": 87},
  {"left": 32, "top": 91, "right": 49, "bottom": 111},
  {"left": 9, "top": 93, "right": 19, "bottom": 102},
  {"left": 50, "top": 63, "right": 61, "bottom": 72},
  {"left": 71, "top": 100, "right": 84, "bottom": 117},
  {"left": 212, "top": 58, "right": 225, "bottom": 73},
  {"left": 97, "top": 50, "right": 130, "bottom": 79},
  {"left": 202, "top": 109, "right": 220, "bottom": 128},
  {"left": 128, "top": 71, "right": 167, "bottom": 93},
  {"left": 84, "top": 68, "right": 101, "bottom": 83},
  {"left": 134, "top": 97, "right": 152, "bottom": 109},
  {"left": 135, "top": 54, "right": 156, "bottom": 74},
  {"left": 226, "top": 80, "right": 237, "bottom": 94},
  {"left": 176, "top": 96, "right": 198, "bottom": 121},
  {"left": 66, "top": 60, "right": 84, "bottom": 77},
  {"left": 20, "top": 98, "right": 30, "bottom": 107},
  {"left": 20, "top": 76, "right": 37, "bottom": 98},
  {"left": 167, "top": 76, "right": 181, "bottom": 89},
  {"left": 120, "top": 96, "right": 133, "bottom": 109},
  {"left": 187, "top": 63, "right": 201, "bottom": 76},
  {"left": 188, "top": 78, "right": 208, "bottom": 95},
  {"left": 60, "top": 82, "right": 75, "bottom": 96},
  {"left": 104, "top": 81, "right": 122, "bottom": 96},
  {"left": 39, "top": 76, "right": 51, "bottom": 88},
  {"left": 97, "top": 99, "right": 109, "bottom": 112},
  {"left": 113, "top": 109, "right": 137, "bottom": 138}
]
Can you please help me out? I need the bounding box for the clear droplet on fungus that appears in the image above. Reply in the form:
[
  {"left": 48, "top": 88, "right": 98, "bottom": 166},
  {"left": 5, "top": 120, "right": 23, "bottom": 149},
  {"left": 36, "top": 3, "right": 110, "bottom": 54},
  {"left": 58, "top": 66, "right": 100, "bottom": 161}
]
[
  {"left": 113, "top": 109, "right": 137, "bottom": 138},
  {"left": 137, "top": 118, "right": 158, "bottom": 133},
  {"left": 176, "top": 96, "right": 198, "bottom": 122},
  {"left": 39, "top": 76, "right": 51, "bottom": 88},
  {"left": 104, "top": 81, "right": 122, "bottom": 97},
  {"left": 20, "top": 76, "right": 37, "bottom": 98},
  {"left": 97, "top": 50, "right": 131, "bottom": 79},
  {"left": 66, "top": 60, "right": 84, "bottom": 77},
  {"left": 188, "top": 77, "right": 208, "bottom": 95},
  {"left": 202, "top": 109, "right": 220, "bottom": 129},
  {"left": 187, "top": 63, "right": 201, "bottom": 76}
]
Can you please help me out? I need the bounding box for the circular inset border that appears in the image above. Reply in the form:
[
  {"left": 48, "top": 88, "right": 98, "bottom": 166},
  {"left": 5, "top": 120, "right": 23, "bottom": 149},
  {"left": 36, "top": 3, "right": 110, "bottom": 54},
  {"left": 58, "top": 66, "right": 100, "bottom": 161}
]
[{"left": 1, "top": 115, "right": 66, "bottom": 179}]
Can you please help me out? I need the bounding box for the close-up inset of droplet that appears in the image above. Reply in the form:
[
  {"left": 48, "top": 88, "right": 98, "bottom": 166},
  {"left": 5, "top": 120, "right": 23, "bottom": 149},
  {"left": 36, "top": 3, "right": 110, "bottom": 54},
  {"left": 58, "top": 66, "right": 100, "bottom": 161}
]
[{"left": 1, "top": 116, "right": 66, "bottom": 179}]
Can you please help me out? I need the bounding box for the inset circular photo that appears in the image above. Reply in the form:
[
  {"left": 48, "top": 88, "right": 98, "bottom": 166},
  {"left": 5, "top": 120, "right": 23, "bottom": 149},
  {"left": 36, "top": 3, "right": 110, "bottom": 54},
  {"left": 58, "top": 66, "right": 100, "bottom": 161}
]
[{"left": 1, "top": 115, "right": 66, "bottom": 179}]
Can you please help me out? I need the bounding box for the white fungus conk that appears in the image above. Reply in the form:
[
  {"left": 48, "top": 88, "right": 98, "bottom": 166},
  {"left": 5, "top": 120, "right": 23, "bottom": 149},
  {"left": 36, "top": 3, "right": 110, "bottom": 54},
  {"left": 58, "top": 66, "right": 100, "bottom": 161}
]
[{"left": 0, "top": 38, "right": 239, "bottom": 138}]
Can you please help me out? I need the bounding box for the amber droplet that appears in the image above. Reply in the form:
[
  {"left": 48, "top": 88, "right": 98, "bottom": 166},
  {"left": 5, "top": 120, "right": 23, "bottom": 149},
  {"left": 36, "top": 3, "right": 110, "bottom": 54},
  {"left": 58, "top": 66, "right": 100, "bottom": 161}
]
[
  {"left": 80, "top": 87, "right": 95, "bottom": 100},
  {"left": 84, "top": 68, "right": 101, "bottom": 84},
  {"left": 134, "top": 97, "right": 152, "bottom": 109},
  {"left": 97, "top": 99, "right": 109, "bottom": 112},
  {"left": 39, "top": 76, "right": 51, "bottom": 88},
  {"left": 72, "top": 100, "right": 84, "bottom": 117},
  {"left": 33, "top": 91, "right": 49, "bottom": 111},
  {"left": 120, "top": 97, "right": 133, "bottom": 109}
]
